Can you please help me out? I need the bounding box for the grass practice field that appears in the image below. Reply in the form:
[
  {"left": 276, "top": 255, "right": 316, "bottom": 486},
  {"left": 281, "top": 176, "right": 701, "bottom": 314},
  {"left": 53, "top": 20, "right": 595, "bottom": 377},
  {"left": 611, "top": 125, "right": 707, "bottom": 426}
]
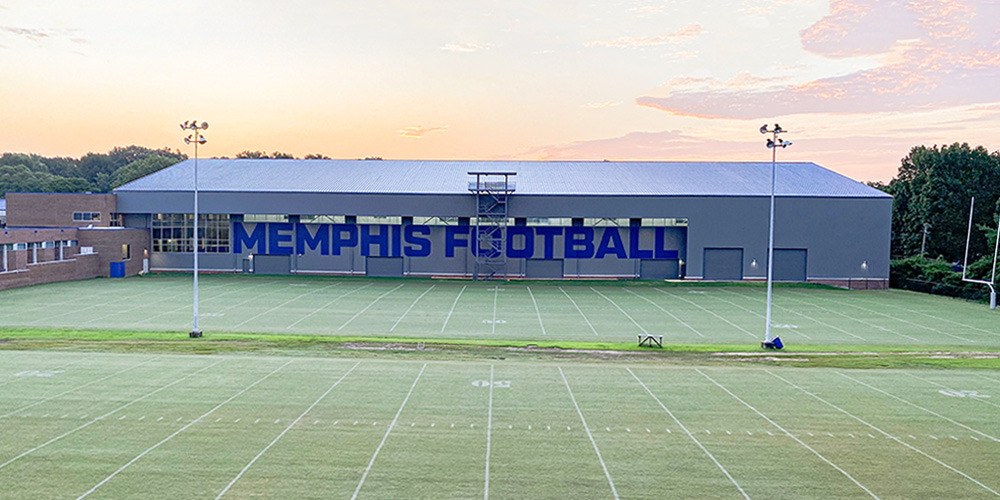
[
  {"left": 0, "top": 274, "right": 998, "bottom": 347},
  {"left": 1, "top": 351, "right": 999, "bottom": 499}
]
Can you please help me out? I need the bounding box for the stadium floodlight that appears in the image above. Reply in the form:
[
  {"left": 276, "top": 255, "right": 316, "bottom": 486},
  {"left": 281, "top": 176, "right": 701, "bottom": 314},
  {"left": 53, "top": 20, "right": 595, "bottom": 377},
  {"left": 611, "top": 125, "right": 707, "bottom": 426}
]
[
  {"left": 961, "top": 197, "right": 999, "bottom": 310},
  {"left": 759, "top": 123, "right": 792, "bottom": 348},
  {"left": 180, "top": 120, "right": 210, "bottom": 337}
]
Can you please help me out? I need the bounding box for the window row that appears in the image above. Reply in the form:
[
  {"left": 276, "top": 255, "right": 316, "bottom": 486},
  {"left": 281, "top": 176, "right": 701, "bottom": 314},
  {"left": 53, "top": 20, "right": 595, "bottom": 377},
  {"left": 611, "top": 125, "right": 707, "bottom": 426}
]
[{"left": 151, "top": 214, "right": 230, "bottom": 253}]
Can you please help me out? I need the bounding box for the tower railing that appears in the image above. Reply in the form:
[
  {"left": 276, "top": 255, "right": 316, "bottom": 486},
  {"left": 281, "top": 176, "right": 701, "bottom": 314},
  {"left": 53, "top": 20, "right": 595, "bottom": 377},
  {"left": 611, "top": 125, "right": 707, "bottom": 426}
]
[{"left": 468, "top": 172, "right": 516, "bottom": 280}]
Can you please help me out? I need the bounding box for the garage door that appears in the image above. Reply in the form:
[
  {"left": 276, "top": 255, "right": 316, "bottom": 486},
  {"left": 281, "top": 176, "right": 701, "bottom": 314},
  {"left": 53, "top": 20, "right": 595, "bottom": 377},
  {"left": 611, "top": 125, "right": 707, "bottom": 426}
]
[
  {"left": 703, "top": 248, "right": 743, "bottom": 281},
  {"left": 773, "top": 249, "right": 807, "bottom": 281},
  {"left": 253, "top": 255, "right": 290, "bottom": 275}
]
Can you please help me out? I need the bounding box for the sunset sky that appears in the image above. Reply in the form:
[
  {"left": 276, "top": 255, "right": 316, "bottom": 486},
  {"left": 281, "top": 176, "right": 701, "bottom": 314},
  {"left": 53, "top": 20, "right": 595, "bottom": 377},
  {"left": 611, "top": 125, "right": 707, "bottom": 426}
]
[{"left": 1, "top": 0, "right": 998, "bottom": 182}]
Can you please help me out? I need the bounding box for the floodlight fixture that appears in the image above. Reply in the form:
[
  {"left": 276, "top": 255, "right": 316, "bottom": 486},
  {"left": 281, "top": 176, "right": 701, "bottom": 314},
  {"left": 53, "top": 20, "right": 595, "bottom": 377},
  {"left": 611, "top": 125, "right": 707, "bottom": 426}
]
[
  {"left": 760, "top": 123, "right": 792, "bottom": 346},
  {"left": 181, "top": 120, "right": 209, "bottom": 338}
]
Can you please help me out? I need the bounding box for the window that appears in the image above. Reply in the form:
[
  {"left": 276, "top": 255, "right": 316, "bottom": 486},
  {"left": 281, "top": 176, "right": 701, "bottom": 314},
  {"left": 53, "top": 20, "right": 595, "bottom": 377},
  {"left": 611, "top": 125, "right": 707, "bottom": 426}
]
[
  {"left": 73, "top": 212, "right": 101, "bottom": 222},
  {"left": 110, "top": 213, "right": 122, "bottom": 227},
  {"left": 122, "top": 244, "right": 131, "bottom": 260},
  {"left": 299, "top": 215, "right": 346, "bottom": 224},
  {"left": 640, "top": 218, "right": 689, "bottom": 227},
  {"left": 357, "top": 216, "right": 402, "bottom": 225},
  {"left": 151, "top": 214, "right": 230, "bottom": 253},
  {"left": 243, "top": 214, "right": 288, "bottom": 223}
]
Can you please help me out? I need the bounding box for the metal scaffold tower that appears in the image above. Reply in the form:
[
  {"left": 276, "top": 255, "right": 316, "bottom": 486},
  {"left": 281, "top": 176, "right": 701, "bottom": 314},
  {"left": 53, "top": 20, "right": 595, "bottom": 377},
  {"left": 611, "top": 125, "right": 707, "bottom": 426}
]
[{"left": 468, "top": 172, "right": 516, "bottom": 280}]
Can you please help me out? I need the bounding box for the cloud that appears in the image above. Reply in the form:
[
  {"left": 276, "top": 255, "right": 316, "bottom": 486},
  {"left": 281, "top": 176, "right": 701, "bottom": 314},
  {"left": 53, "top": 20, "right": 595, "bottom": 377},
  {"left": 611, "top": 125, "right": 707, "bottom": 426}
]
[
  {"left": 0, "top": 26, "right": 50, "bottom": 42},
  {"left": 397, "top": 125, "right": 448, "bottom": 139},
  {"left": 636, "top": 0, "right": 1000, "bottom": 119},
  {"left": 0, "top": 25, "right": 87, "bottom": 49},
  {"left": 440, "top": 42, "right": 492, "bottom": 53},
  {"left": 582, "top": 101, "right": 620, "bottom": 108},
  {"left": 585, "top": 24, "right": 703, "bottom": 48}
]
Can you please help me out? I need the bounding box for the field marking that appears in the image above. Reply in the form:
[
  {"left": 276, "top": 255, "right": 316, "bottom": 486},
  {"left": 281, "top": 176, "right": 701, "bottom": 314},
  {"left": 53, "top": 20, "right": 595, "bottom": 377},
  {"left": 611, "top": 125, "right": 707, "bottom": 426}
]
[
  {"left": 440, "top": 285, "right": 467, "bottom": 333},
  {"left": 1, "top": 357, "right": 159, "bottom": 419},
  {"left": 351, "top": 363, "right": 427, "bottom": 500},
  {"left": 768, "top": 370, "right": 1000, "bottom": 497},
  {"left": 626, "top": 368, "right": 749, "bottom": 499},
  {"left": 0, "top": 359, "right": 226, "bottom": 471},
  {"left": 74, "top": 360, "right": 293, "bottom": 500},
  {"left": 718, "top": 289, "right": 863, "bottom": 341},
  {"left": 24, "top": 286, "right": 168, "bottom": 325},
  {"left": 776, "top": 293, "right": 923, "bottom": 343},
  {"left": 591, "top": 288, "right": 648, "bottom": 335},
  {"left": 285, "top": 284, "right": 373, "bottom": 329},
  {"left": 787, "top": 292, "right": 974, "bottom": 343},
  {"left": 559, "top": 287, "right": 599, "bottom": 336},
  {"left": 836, "top": 372, "right": 1000, "bottom": 442},
  {"left": 484, "top": 364, "right": 494, "bottom": 500},
  {"left": 338, "top": 284, "right": 405, "bottom": 331},
  {"left": 0, "top": 356, "right": 87, "bottom": 389},
  {"left": 558, "top": 366, "right": 619, "bottom": 500},
  {"left": 903, "top": 373, "right": 1000, "bottom": 410},
  {"left": 623, "top": 289, "right": 705, "bottom": 337},
  {"left": 215, "top": 361, "right": 361, "bottom": 499},
  {"left": 694, "top": 368, "right": 880, "bottom": 499},
  {"left": 526, "top": 287, "right": 547, "bottom": 335},
  {"left": 656, "top": 289, "right": 757, "bottom": 339},
  {"left": 492, "top": 287, "right": 498, "bottom": 335},
  {"left": 77, "top": 280, "right": 247, "bottom": 325},
  {"left": 868, "top": 298, "right": 1000, "bottom": 339},
  {"left": 135, "top": 281, "right": 270, "bottom": 325},
  {"left": 390, "top": 285, "right": 436, "bottom": 332},
  {"left": 233, "top": 283, "right": 341, "bottom": 328},
  {"left": 703, "top": 293, "right": 813, "bottom": 340}
]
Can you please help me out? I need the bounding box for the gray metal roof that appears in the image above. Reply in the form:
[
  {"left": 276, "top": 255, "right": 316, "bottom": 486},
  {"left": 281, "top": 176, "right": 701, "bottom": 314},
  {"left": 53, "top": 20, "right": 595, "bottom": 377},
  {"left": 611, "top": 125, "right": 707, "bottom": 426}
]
[{"left": 115, "top": 159, "right": 890, "bottom": 198}]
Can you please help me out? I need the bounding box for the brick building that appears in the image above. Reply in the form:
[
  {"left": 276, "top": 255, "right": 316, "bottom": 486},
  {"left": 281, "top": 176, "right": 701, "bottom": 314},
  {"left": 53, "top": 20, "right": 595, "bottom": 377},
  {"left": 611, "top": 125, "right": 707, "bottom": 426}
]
[{"left": 0, "top": 193, "right": 149, "bottom": 291}]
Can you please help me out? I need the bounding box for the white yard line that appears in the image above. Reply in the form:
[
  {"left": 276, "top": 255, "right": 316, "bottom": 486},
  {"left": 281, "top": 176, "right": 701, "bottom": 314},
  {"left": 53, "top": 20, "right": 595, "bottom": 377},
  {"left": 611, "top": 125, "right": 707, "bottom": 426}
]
[
  {"left": 705, "top": 293, "right": 814, "bottom": 339},
  {"left": 526, "top": 287, "right": 547, "bottom": 335},
  {"left": 1, "top": 357, "right": 159, "bottom": 419},
  {"left": 627, "top": 368, "right": 749, "bottom": 499},
  {"left": 80, "top": 280, "right": 245, "bottom": 325},
  {"left": 492, "top": 287, "right": 498, "bottom": 335},
  {"left": 484, "top": 364, "right": 494, "bottom": 500},
  {"left": 623, "top": 289, "right": 705, "bottom": 338},
  {"left": 215, "top": 361, "right": 361, "bottom": 499},
  {"left": 339, "top": 284, "right": 405, "bottom": 331},
  {"left": 769, "top": 370, "right": 1000, "bottom": 497},
  {"left": 286, "top": 284, "right": 373, "bottom": 329},
  {"left": 135, "top": 281, "right": 268, "bottom": 325},
  {"left": 390, "top": 285, "right": 436, "bottom": 332},
  {"left": 718, "top": 289, "right": 862, "bottom": 341},
  {"left": 440, "top": 285, "right": 467, "bottom": 333},
  {"left": 75, "top": 360, "right": 294, "bottom": 500},
  {"left": 351, "top": 363, "right": 427, "bottom": 500},
  {"left": 856, "top": 299, "right": 1000, "bottom": 339},
  {"left": 0, "top": 356, "right": 87, "bottom": 388},
  {"left": 0, "top": 359, "right": 226, "bottom": 471},
  {"left": 836, "top": 372, "right": 1000, "bottom": 441},
  {"left": 26, "top": 286, "right": 168, "bottom": 324},
  {"left": 559, "top": 287, "right": 599, "bottom": 336},
  {"left": 558, "top": 366, "right": 619, "bottom": 500},
  {"left": 788, "top": 292, "right": 974, "bottom": 343},
  {"left": 233, "top": 283, "right": 341, "bottom": 328},
  {"left": 694, "top": 368, "right": 880, "bottom": 500},
  {"left": 778, "top": 293, "right": 923, "bottom": 343},
  {"left": 591, "top": 288, "right": 648, "bottom": 335},
  {"left": 902, "top": 373, "right": 1000, "bottom": 410},
  {"left": 656, "top": 289, "right": 757, "bottom": 339}
]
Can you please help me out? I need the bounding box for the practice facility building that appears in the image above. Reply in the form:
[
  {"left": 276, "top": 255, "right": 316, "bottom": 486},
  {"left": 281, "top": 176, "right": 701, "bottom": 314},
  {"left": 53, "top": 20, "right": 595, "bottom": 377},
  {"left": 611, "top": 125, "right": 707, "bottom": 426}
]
[{"left": 110, "top": 159, "right": 891, "bottom": 288}]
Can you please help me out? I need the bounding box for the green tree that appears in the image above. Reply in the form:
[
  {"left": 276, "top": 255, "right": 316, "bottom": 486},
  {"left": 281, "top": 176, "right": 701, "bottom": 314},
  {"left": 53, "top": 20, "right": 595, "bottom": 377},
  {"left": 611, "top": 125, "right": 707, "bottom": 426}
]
[
  {"left": 112, "top": 155, "right": 181, "bottom": 188},
  {"left": 878, "top": 143, "right": 1000, "bottom": 262}
]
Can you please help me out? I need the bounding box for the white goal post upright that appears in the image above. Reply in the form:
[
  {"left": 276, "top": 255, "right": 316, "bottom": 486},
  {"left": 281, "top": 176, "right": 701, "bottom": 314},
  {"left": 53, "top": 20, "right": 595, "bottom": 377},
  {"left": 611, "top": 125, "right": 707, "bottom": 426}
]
[{"left": 961, "top": 197, "right": 999, "bottom": 310}]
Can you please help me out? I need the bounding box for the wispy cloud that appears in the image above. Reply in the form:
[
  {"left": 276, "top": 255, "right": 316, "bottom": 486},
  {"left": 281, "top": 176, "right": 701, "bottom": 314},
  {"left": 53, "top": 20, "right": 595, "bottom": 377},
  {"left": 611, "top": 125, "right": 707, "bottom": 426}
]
[
  {"left": 1, "top": 26, "right": 51, "bottom": 42},
  {"left": 440, "top": 42, "right": 492, "bottom": 53},
  {"left": 0, "top": 25, "right": 87, "bottom": 49},
  {"left": 582, "top": 101, "right": 620, "bottom": 108},
  {"left": 635, "top": 0, "right": 1000, "bottom": 119},
  {"left": 585, "top": 23, "right": 703, "bottom": 48},
  {"left": 397, "top": 125, "right": 448, "bottom": 139}
]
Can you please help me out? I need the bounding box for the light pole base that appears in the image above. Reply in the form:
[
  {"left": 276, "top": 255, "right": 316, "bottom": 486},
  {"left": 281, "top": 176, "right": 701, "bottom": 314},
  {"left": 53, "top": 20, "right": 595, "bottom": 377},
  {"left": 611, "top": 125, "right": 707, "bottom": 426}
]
[
  {"left": 189, "top": 330, "right": 203, "bottom": 338},
  {"left": 761, "top": 337, "right": 783, "bottom": 350}
]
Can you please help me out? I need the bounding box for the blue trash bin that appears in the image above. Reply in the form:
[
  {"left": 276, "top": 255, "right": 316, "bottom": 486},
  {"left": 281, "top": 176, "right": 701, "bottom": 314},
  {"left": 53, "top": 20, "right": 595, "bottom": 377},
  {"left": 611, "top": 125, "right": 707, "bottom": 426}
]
[{"left": 109, "top": 261, "right": 125, "bottom": 278}]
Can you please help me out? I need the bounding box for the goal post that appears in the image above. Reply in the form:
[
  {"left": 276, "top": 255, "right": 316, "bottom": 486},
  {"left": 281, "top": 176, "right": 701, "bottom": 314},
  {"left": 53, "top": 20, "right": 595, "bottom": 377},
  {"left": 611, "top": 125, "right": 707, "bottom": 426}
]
[{"left": 961, "top": 197, "right": 999, "bottom": 310}]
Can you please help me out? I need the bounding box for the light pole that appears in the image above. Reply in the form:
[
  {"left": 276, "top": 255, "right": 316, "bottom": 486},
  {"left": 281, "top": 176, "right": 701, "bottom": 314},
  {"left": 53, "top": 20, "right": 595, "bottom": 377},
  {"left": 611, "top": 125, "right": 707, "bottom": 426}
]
[
  {"left": 181, "top": 120, "right": 208, "bottom": 338},
  {"left": 759, "top": 123, "right": 791, "bottom": 348}
]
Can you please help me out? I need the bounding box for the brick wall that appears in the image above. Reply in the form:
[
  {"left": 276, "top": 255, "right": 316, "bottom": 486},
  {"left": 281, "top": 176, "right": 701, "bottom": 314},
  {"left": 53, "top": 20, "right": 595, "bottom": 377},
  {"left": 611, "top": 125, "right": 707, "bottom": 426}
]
[{"left": 6, "top": 193, "right": 117, "bottom": 228}]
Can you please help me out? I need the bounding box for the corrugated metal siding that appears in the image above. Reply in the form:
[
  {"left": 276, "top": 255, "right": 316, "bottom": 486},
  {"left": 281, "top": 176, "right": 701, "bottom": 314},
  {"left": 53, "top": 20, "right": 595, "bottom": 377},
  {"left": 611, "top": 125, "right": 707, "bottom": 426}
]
[{"left": 115, "top": 159, "right": 890, "bottom": 198}]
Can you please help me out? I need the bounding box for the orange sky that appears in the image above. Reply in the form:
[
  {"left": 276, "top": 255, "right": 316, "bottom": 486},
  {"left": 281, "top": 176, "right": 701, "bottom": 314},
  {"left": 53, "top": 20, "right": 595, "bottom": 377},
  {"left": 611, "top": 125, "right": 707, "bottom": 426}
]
[{"left": 1, "top": 0, "right": 998, "bottom": 182}]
